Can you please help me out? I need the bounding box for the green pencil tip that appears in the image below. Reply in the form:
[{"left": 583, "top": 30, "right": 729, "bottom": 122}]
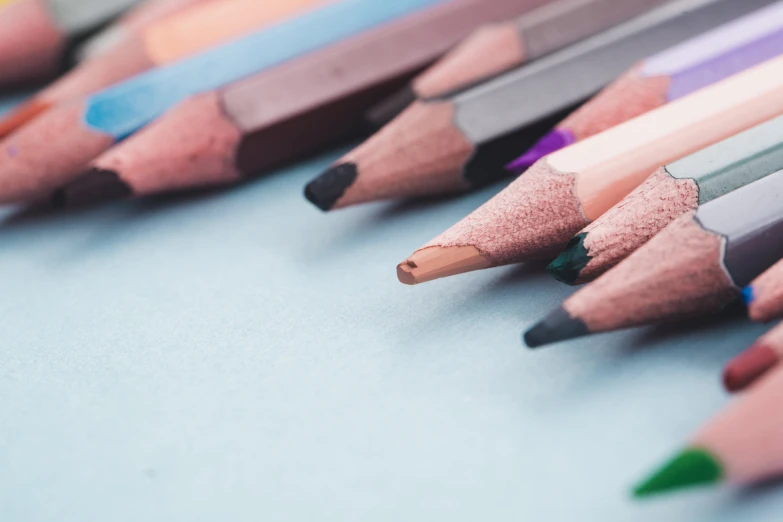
[
  {"left": 633, "top": 447, "right": 724, "bottom": 499},
  {"left": 546, "top": 233, "right": 590, "bottom": 285}
]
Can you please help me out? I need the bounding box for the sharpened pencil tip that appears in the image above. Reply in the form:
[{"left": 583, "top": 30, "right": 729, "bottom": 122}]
[
  {"left": 633, "top": 448, "right": 723, "bottom": 498},
  {"left": 523, "top": 307, "right": 589, "bottom": 348},
  {"left": 723, "top": 342, "right": 779, "bottom": 392},
  {"left": 547, "top": 233, "right": 590, "bottom": 285},
  {"left": 506, "top": 128, "right": 575, "bottom": 173},
  {"left": 741, "top": 285, "right": 755, "bottom": 306},
  {"left": 51, "top": 168, "right": 132, "bottom": 208},
  {"left": 304, "top": 162, "right": 357, "bottom": 211}
]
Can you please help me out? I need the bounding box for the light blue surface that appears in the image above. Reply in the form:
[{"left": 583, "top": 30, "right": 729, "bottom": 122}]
[
  {"left": 83, "top": 0, "right": 445, "bottom": 139},
  {"left": 1, "top": 110, "right": 782, "bottom": 520}
]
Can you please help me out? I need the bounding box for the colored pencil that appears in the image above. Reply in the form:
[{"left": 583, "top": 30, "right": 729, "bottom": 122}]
[
  {"left": 0, "top": 0, "right": 139, "bottom": 87},
  {"left": 723, "top": 321, "right": 783, "bottom": 392},
  {"left": 547, "top": 114, "right": 783, "bottom": 286},
  {"left": 50, "top": 0, "right": 555, "bottom": 207},
  {"left": 524, "top": 167, "right": 783, "bottom": 348},
  {"left": 508, "top": 0, "right": 783, "bottom": 171},
  {"left": 75, "top": 0, "right": 217, "bottom": 61},
  {"left": 633, "top": 365, "right": 783, "bottom": 498},
  {"left": 745, "top": 257, "right": 783, "bottom": 323},
  {"left": 398, "top": 53, "right": 783, "bottom": 287},
  {"left": 365, "top": 0, "right": 671, "bottom": 127},
  {"left": 0, "top": 0, "right": 328, "bottom": 139},
  {"left": 304, "top": 0, "right": 776, "bottom": 212},
  {"left": 0, "top": 0, "right": 446, "bottom": 204}
]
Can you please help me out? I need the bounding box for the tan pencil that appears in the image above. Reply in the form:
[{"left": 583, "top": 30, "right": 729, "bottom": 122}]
[{"left": 398, "top": 52, "right": 783, "bottom": 286}]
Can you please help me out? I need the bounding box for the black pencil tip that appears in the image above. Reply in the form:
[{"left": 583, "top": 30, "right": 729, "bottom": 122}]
[
  {"left": 304, "top": 162, "right": 358, "bottom": 211},
  {"left": 523, "top": 307, "right": 589, "bottom": 348},
  {"left": 546, "top": 233, "right": 591, "bottom": 285},
  {"left": 52, "top": 168, "right": 132, "bottom": 209}
]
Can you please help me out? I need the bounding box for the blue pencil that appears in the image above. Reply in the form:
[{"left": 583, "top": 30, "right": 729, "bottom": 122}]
[{"left": 0, "top": 0, "right": 446, "bottom": 203}]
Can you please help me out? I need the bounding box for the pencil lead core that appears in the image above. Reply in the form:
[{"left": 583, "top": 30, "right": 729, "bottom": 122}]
[
  {"left": 723, "top": 342, "right": 779, "bottom": 392},
  {"left": 304, "top": 162, "right": 357, "bottom": 212},
  {"left": 741, "top": 285, "right": 755, "bottom": 306},
  {"left": 546, "top": 233, "right": 590, "bottom": 285},
  {"left": 52, "top": 168, "right": 132, "bottom": 208},
  {"left": 633, "top": 448, "right": 723, "bottom": 498},
  {"left": 397, "top": 245, "right": 492, "bottom": 285},
  {"left": 523, "top": 307, "right": 588, "bottom": 348}
]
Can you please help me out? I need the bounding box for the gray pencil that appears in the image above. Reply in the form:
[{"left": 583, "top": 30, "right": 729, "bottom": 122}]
[
  {"left": 0, "top": 0, "right": 139, "bottom": 86},
  {"left": 306, "top": 0, "right": 777, "bottom": 211},
  {"left": 366, "top": 0, "right": 672, "bottom": 127},
  {"left": 525, "top": 167, "right": 783, "bottom": 348}
]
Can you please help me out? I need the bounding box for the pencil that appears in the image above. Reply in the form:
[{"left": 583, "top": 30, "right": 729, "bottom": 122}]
[
  {"left": 399, "top": 53, "right": 783, "bottom": 287},
  {"left": 75, "top": 0, "right": 217, "bottom": 61},
  {"left": 0, "top": 0, "right": 328, "bottom": 138},
  {"left": 524, "top": 166, "right": 783, "bottom": 349},
  {"left": 723, "top": 321, "right": 783, "bottom": 392},
  {"left": 0, "top": 0, "right": 446, "bottom": 204},
  {"left": 0, "top": 0, "right": 138, "bottom": 87},
  {"left": 633, "top": 365, "right": 783, "bottom": 498},
  {"left": 304, "top": 0, "right": 776, "bottom": 212},
  {"left": 51, "top": 0, "right": 554, "bottom": 207},
  {"left": 743, "top": 258, "right": 783, "bottom": 323},
  {"left": 547, "top": 114, "right": 783, "bottom": 286},
  {"left": 508, "top": 0, "right": 783, "bottom": 171},
  {"left": 366, "top": 0, "right": 671, "bottom": 127}
]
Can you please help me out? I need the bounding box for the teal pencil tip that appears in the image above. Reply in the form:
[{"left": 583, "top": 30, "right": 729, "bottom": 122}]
[
  {"left": 632, "top": 447, "right": 724, "bottom": 499},
  {"left": 546, "top": 233, "right": 590, "bottom": 285}
]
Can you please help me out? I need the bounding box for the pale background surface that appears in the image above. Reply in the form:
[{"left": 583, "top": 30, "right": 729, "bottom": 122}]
[{"left": 0, "top": 94, "right": 780, "bottom": 521}]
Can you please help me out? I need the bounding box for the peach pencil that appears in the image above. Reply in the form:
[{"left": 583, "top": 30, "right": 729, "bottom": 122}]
[
  {"left": 0, "top": 0, "right": 139, "bottom": 87},
  {"left": 524, "top": 167, "right": 783, "bottom": 348},
  {"left": 0, "top": 0, "right": 328, "bottom": 138},
  {"left": 547, "top": 114, "right": 783, "bottom": 285},
  {"left": 634, "top": 365, "right": 783, "bottom": 498},
  {"left": 365, "top": 0, "right": 670, "bottom": 127},
  {"left": 75, "top": 0, "right": 218, "bottom": 61},
  {"left": 304, "top": 0, "right": 776, "bottom": 212},
  {"left": 51, "top": 0, "right": 553, "bottom": 206},
  {"left": 397, "top": 53, "right": 783, "bottom": 287},
  {"left": 508, "top": 0, "right": 783, "bottom": 171}
]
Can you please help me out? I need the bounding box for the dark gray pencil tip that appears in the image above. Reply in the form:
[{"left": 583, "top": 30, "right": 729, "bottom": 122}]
[
  {"left": 51, "top": 168, "right": 132, "bottom": 209},
  {"left": 363, "top": 85, "right": 416, "bottom": 130},
  {"left": 546, "top": 233, "right": 591, "bottom": 285},
  {"left": 304, "top": 162, "right": 357, "bottom": 211},
  {"left": 523, "top": 307, "right": 589, "bottom": 349}
]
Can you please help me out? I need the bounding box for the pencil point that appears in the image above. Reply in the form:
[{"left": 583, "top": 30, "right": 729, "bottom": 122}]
[
  {"left": 633, "top": 448, "right": 723, "bottom": 498},
  {"left": 52, "top": 168, "right": 132, "bottom": 208},
  {"left": 742, "top": 285, "right": 755, "bottom": 306},
  {"left": 506, "top": 129, "right": 574, "bottom": 173},
  {"left": 397, "top": 245, "right": 493, "bottom": 285},
  {"left": 0, "top": 98, "right": 51, "bottom": 139},
  {"left": 523, "top": 308, "right": 589, "bottom": 348},
  {"left": 723, "top": 343, "right": 779, "bottom": 392},
  {"left": 304, "top": 162, "right": 357, "bottom": 211},
  {"left": 546, "top": 233, "right": 590, "bottom": 285}
]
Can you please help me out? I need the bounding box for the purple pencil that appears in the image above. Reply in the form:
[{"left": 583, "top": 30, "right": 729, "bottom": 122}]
[{"left": 508, "top": 1, "right": 783, "bottom": 171}]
